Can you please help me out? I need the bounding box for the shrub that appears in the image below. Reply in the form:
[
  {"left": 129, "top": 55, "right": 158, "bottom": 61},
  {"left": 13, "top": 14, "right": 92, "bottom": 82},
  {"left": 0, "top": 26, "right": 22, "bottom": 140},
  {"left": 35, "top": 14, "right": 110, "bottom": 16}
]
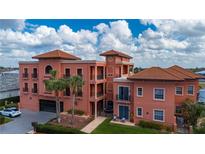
[
  {"left": 36, "top": 124, "right": 86, "bottom": 134},
  {"left": 0, "top": 96, "right": 19, "bottom": 105},
  {"left": 0, "top": 115, "right": 5, "bottom": 124},
  {"left": 138, "top": 120, "right": 172, "bottom": 132},
  {"left": 67, "top": 109, "right": 84, "bottom": 116},
  {"left": 5, "top": 103, "right": 18, "bottom": 109},
  {"left": 193, "top": 127, "right": 205, "bottom": 134}
]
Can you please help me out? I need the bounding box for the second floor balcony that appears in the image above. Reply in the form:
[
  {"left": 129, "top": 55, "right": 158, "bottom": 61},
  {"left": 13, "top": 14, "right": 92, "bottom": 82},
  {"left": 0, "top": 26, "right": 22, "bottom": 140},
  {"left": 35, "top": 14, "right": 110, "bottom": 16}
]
[
  {"left": 32, "top": 88, "right": 38, "bottom": 94},
  {"left": 23, "top": 87, "right": 29, "bottom": 92},
  {"left": 32, "top": 73, "right": 38, "bottom": 79},
  {"left": 116, "top": 94, "right": 131, "bottom": 102},
  {"left": 22, "top": 73, "right": 29, "bottom": 78}
]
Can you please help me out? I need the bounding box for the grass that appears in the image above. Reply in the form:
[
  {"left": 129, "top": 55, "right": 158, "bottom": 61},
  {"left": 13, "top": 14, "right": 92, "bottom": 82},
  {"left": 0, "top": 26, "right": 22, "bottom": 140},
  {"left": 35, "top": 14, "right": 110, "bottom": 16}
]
[
  {"left": 91, "top": 118, "right": 162, "bottom": 134},
  {"left": 0, "top": 116, "right": 12, "bottom": 125}
]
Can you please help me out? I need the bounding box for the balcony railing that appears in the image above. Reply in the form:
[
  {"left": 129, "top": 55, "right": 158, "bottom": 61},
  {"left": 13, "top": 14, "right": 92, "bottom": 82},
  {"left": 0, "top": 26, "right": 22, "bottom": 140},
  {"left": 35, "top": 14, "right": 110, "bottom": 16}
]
[
  {"left": 97, "top": 92, "right": 104, "bottom": 97},
  {"left": 97, "top": 74, "right": 104, "bottom": 80},
  {"left": 77, "top": 91, "right": 83, "bottom": 97},
  {"left": 23, "top": 88, "right": 29, "bottom": 92},
  {"left": 32, "top": 88, "right": 38, "bottom": 94},
  {"left": 32, "top": 73, "right": 38, "bottom": 79},
  {"left": 22, "top": 73, "right": 29, "bottom": 78},
  {"left": 116, "top": 94, "right": 131, "bottom": 101},
  {"left": 64, "top": 89, "right": 70, "bottom": 96}
]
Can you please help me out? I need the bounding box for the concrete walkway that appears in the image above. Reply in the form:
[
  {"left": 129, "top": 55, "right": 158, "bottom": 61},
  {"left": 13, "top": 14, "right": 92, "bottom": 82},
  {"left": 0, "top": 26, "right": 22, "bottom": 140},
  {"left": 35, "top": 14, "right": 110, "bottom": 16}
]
[{"left": 81, "top": 116, "right": 106, "bottom": 133}]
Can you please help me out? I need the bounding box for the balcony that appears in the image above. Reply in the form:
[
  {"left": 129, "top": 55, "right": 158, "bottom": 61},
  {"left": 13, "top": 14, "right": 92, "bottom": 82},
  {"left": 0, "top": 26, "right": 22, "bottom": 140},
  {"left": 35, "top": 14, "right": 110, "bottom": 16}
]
[
  {"left": 97, "top": 92, "right": 104, "bottom": 97},
  {"left": 23, "top": 87, "right": 29, "bottom": 92},
  {"left": 32, "top": 88, "right": 38, "bottom": 94},
  {"left": 22, "top": 73, "right": 29, "bottom": 79},
  {"left": 116, "top": 94, "right": 131, "bottom": 102},
  {"left": 32, "top": 73, "right": 38, "bottom": 79},
  {"left": 77, "top": 91, "right": 83, "bottom": 97},
  {"left": 97, "top": 74, "right": 104, "bottom": 80}
]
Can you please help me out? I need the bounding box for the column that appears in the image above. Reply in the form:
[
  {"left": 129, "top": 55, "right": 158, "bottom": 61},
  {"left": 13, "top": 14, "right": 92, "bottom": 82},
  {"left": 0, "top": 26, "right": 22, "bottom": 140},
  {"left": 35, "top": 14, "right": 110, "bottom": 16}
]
[{"left": 95, "top": 100, "right": 97, "bottom": 118}]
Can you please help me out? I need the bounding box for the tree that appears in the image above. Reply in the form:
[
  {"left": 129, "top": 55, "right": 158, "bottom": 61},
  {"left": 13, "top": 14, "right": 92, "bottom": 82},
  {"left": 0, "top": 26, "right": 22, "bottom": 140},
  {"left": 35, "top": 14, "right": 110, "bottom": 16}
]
[
  {"left": 44, "top": 70, "right": 67, "bottom": 123},
  {"left": 66, "top": 76, "right": 84, "bottom": 126},
  {"left": 181, "top": 99, "right": 205, "bottom": 127}
]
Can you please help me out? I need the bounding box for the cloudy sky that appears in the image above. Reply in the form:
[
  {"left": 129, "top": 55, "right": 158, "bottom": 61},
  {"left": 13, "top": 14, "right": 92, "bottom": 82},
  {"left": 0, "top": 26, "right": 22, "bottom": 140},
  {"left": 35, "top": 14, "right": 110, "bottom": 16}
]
[{"left": 0, "top": 19, "right": 205, "bottom": 68}]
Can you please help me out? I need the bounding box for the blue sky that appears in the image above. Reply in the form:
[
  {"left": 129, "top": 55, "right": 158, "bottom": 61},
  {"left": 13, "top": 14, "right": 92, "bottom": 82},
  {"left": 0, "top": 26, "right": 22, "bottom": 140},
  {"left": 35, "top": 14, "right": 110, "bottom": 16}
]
[
  {"left": 1, "top": 19, "right": 205, "bottom": 68},
  {"left": 26, "top": 19, "right": 156, "bottom": 36}
]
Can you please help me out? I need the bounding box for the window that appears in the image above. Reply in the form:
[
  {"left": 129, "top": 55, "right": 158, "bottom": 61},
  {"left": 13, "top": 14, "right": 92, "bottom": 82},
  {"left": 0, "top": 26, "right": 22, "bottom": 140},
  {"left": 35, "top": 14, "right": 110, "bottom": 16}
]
[
  {"left": 137, "top": 87, "right": 143, "bottom": 97},
  {"left": 153, "top": 109, "right": 164, "bottom": 122},
  {"left": 118, "top": 86, "right": 129, "bottom": 101},
  {"left": 23, "top": 68, "right": 28, "bottom": 78},
  {"left": 23, "top": 83, "right": 28, "bottom": 92},
  {"left": 77, "top": 87, "right": 83, "bottom": 97},
  {"left": 32, "top": 83, "right": 38, "bottom": 93},
  {"left": 154, "top": 88, "right": 165, "bottom": 100},
  {"left": 65, "top": 68, "right": 70, "bottom": 78},
  {"left": 45, "top": 65, "right": 53, "bottom": 74},
  {"left": 32, "top": 68, "right": 38, "bottom": 78},
  {"left": 136, "top": 107, "right": 143, "bottom": 117},
  {"left": 64, "top": 87, "right": 70, "bottom": 96},
  {"left": 176, "top": 87, "right": 183, "bottom": 95},
  {"left": 188, "top": 85, "right": 194, "bottom": 95},
  {"left": 77, "top": 68, "right": 82, "bottom": 77}
]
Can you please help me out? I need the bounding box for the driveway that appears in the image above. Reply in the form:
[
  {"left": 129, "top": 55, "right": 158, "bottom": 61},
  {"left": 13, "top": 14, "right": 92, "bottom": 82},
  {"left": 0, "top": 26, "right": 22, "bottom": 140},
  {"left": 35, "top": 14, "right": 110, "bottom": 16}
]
[{"left": 0, "top": 109, "right": 56, "bottom": 134}]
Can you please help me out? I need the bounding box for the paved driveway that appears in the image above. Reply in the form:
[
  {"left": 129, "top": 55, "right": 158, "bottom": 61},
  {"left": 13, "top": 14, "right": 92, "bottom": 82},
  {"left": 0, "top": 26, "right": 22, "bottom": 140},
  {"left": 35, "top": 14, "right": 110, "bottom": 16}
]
[{"left": 0, "top": 109, "right": 56, "bottom": 134}]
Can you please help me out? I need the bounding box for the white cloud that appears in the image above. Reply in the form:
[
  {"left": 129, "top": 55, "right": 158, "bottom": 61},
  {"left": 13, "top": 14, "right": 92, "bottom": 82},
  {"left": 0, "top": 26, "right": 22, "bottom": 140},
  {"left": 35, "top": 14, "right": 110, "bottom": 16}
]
[{"left": 1, "top": 19, "right": 205, "bottom": 68}]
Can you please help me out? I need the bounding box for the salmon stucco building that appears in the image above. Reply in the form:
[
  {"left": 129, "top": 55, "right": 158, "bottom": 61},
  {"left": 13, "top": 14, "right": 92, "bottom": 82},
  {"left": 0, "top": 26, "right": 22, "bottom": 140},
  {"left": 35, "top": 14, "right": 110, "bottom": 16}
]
[{"left": 19, "top": 49, "right": 203, "bottom": 128}]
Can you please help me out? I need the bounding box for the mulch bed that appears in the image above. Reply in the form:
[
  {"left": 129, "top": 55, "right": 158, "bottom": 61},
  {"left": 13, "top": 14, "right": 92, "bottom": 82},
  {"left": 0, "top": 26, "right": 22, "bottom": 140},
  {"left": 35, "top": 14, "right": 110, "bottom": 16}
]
[{"left": 49, "top": 113, "right": 93, "bottom": 129}]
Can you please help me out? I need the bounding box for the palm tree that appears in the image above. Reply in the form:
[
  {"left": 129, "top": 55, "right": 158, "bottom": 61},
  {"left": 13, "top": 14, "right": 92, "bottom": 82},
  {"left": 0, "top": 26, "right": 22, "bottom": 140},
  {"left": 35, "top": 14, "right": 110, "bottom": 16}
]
[
  {"left": 44, "top": 70, "right": 67, "bottom": 123},
  {"left": 66, "top": 76, "right": 84, "bottom": 125}
]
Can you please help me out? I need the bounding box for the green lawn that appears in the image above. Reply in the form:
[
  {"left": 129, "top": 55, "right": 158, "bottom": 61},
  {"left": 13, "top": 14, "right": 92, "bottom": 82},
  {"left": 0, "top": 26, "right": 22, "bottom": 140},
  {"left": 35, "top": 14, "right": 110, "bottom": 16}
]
[
  {"left": 91, "top": 118, "right": 162, "bottom": 134},
  {"left": 0, "top": 116, "right": 12, "bottom": 125}
]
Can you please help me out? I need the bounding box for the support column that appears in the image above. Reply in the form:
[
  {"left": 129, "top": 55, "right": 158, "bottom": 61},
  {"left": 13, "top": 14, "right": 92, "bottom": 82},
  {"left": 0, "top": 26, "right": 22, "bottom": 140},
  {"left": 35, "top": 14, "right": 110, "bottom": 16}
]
[{"left": 95, "top": 100, "right": 97, "bottom": 118}]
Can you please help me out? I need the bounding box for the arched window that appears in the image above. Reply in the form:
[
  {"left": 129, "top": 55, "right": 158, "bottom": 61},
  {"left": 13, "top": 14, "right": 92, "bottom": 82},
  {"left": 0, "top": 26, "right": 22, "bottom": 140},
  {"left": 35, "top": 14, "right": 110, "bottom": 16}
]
[{"left": 45, "top": 65, "right": 53, "bottom": 74}]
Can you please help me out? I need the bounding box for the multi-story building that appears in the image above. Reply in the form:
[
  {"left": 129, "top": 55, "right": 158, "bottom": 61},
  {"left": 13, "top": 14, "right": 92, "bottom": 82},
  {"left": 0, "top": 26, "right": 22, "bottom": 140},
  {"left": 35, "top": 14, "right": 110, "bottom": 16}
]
[
  {"left": 113, "top": 65, "right": 203, "bottom": 128},
  {"left": 19, "top": 49, "right": 133, "bottom": 118},
  {"left": 19, "top": 49, "right": 203, "bottom": 128}
]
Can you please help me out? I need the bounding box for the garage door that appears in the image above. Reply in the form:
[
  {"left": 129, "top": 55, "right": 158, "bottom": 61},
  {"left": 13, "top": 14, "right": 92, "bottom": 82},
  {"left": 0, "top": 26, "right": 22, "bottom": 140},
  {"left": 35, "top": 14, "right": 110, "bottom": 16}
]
[{"left": 39, "top": 99, "right": 64, "bottom": 113}]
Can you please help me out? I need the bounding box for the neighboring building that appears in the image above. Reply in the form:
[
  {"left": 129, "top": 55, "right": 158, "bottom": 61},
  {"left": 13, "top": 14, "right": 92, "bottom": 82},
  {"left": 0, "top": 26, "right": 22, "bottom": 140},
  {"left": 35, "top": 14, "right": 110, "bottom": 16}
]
[
  {"left": 0, "top": 70, "right": 19, "bottom": 100},
  {"left": 113, "top": 65, "right": 203, "bottom": 128},
  {"left": 19, "top": 49, "right": 203, "bottom": 128},
  {"left": 19, "top": 49, "right": 133, "bottom": 118}
]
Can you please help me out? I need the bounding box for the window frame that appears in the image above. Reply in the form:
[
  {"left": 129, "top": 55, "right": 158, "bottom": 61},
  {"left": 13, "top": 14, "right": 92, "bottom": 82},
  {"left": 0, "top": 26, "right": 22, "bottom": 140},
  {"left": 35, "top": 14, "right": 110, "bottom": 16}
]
[
  {"left": 45, "top": 65, "right": 53, "bottom": 74},
  {"left": 175, "top": 86, "right": 183, "bottom": 96},
  {"left": 153, "top": 109, "right": 165, "bottom": 122},
  {"left": 153, "top": 88, "right": 165, "bottom": 101},
  {"left": 136, "top": 107, "right": 143, "bottom": 117},
  {"left": 187, "top": 85, "right": 194, "bottom": 95},
  {"left": 137, "top": 87, "right": 143, "bottom": 97},
  {"left": 118, "top": 85, "right": 130, "bottom": 101}
]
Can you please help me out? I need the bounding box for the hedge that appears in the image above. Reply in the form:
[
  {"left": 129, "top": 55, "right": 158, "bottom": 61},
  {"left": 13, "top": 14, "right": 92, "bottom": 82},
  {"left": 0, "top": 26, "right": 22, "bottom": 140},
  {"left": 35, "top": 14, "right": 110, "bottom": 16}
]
[
  {"left": 138, "top": 120, "right": 172, "bottom": 132},
  {"left": 193, "top": 127, "right": 205, "bottom": 134},
  {"left": 36, "top": 124, "right": 86, "bottom": 134},
  {"left": 0, "top": 115, "right": 5, "bottom": 124},
  {"left": 67, "top": 109, "right": 84, "bottom": 116},
  {"left": 0, "top": 96, "right": 19, "bottom": 106}
]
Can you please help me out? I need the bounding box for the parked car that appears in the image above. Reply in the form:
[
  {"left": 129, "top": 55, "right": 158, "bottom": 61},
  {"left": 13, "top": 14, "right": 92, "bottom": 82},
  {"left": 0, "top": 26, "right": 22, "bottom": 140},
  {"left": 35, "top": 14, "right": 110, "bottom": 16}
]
[{"left": 0, "top": 108, "right": 21, "bottom": 117}]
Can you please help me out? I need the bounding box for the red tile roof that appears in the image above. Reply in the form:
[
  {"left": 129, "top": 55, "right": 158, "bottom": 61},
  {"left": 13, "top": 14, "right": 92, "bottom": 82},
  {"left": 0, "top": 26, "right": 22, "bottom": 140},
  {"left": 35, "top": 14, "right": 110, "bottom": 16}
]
[
  {"left": 32, "top": 49, "right": 81, "bottom": 60},
  {"left": 127, "top": 65, "right": 205, "bottom": 81},
  {"left": 100, "top": 49, "right": 132, "bottom": 59}
]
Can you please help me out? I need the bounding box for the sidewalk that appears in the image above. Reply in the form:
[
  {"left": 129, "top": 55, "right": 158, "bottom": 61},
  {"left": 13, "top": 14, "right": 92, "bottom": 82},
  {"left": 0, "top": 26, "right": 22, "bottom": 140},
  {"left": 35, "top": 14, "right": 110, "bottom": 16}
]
[{"left": 81, "top": 117, "right": 106, "bottom": 133}]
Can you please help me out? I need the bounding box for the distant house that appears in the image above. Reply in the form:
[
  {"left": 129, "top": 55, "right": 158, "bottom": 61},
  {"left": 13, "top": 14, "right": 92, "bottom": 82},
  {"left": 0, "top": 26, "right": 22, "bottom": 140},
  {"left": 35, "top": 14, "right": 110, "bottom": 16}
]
[{"left": 0, "top": 70, "right": 19, "bottom": 100}]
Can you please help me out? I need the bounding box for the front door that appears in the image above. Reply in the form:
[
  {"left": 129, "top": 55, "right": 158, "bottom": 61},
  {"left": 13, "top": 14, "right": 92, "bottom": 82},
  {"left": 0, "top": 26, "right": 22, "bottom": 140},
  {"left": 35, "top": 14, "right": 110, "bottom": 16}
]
[{"left": 119, "top": 105, "right": 129, "bottom": 120}]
